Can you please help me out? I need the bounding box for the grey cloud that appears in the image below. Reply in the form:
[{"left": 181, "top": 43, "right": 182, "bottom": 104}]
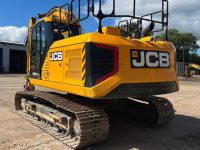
[
  {"left": 170, "top": 0, "right": 200, "bottom": 16},
  {"left": 101, "top": 0, "right": 200, "bottom": 40}
]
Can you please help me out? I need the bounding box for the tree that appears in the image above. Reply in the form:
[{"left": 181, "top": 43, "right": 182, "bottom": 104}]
[
  {"left": 190, "top": 53, "right": 200, "bottom": 65},
  {"left": 161, "top": 29, "right": 199, "bottom": 63},
  {"left": 119, "top": 20, "right": 142, "bottom": 38}
]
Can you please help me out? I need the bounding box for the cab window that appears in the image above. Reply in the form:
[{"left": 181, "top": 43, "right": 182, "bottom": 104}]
[{"left": 52, "top": 23, "right": 81, "bottom": 41}]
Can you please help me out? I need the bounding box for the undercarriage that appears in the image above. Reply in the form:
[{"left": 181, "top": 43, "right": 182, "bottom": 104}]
[{"left": 15, "top": 91, "right": 174, "bottom": 149}]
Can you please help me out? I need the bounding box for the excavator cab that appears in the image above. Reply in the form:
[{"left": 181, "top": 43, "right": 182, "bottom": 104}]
[{"left": 29, "top": 8, "right": 83, "bottom": 79}]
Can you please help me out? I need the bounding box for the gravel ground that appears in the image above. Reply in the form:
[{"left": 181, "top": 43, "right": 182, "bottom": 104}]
[{"left": 0, "top": 74, "right": 200, "bottom": 150}]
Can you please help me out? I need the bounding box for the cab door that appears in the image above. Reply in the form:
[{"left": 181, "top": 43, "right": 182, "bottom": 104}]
[
  {"left": 30, "top": 24, "right": 41, "bottom": 79},
  {"left": 30, "top": 21, "right": 53, "bottom": 80}
]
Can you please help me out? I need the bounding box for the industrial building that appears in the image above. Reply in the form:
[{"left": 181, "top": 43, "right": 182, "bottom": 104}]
[{"left": 0, "top": 42, "right": 26, "bottom": 73}]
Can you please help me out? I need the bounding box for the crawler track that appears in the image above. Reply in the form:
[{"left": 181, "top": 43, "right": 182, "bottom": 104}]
[
  {"left": 128, "top": 96, "right": 175, "bottom": 127},
  {"left": 15, "top": 91, "right": 109, "bottom": 149},
  {"left": 14, "top": 91, "right": 174, "bottom": 149}
]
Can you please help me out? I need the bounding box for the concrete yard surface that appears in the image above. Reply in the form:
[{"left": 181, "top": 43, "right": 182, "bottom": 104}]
[{"left": 0, "top": 74, "right": 200, "bottom": 150}]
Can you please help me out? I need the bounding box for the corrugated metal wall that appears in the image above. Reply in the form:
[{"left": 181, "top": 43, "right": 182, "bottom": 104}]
[{"left": 176, "top": 62, "right": 184, "bottom": 76}]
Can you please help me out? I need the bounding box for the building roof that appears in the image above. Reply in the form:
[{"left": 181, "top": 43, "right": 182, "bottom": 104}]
[{"left": 0, "top": 41, "right": 24, "bottom": 47}]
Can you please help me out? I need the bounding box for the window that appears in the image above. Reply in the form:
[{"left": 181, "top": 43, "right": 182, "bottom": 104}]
[
  {"left": 31, "top": 26, "right": 41, "bottom": 78},
  {"left": 31, "top": 29, "right": 37, "bottom": 54},
  {"left": 36, "top": 27, "right": 40, "bottom": 52},
  {"left": 30, "top": 22, "right": 54, "bottom": 79},
  {"left": 41, "top": 24, "right": 46, "bottom": 56},
  {"left": 52, "top": 23, "right": 81, "bottom": 41}
]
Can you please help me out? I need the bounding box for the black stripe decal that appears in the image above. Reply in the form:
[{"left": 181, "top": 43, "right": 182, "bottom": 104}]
[
  {"left": 82, "top": 54, "right": 86, "bottom": 63},
  {"left": 82, "top": 74, "right": 86, "bottom": 81},
  {"left": 82, "top": 45, "right": 86, "bottom": 53},
  {"left": 82, "top": 64, "right": 86, "bottom": 72}
]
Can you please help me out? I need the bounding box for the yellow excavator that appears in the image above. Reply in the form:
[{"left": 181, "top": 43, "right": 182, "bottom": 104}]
[
  {"left": 15, "top": 0, "right": 179, "bottom": 149},
  {"left": 190, "top": 63, "right": 200, "bottom": 70}
]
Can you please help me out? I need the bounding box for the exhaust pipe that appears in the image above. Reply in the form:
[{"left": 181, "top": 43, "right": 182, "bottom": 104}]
[{"left": 141, "top": 21, "right": 155, "bottom": 38}]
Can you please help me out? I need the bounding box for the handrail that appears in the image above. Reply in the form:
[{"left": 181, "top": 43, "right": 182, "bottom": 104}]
[{"left": 58, "top": 0, "right": 169, "bottom": 40}]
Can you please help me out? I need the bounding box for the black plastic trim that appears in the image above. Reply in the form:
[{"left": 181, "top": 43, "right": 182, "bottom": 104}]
[
  {"left": 103, "top": 81, "right": 178, "bottom": 99},
  {"left": 85, "top": 42, "right": 116, "bottom": 87}
]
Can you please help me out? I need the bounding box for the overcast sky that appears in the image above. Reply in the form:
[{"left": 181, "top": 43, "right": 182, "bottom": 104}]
[
  {"left": 0, "top": 0, "right": 199, "bottom": 46},
  {"left": 169, "top": 0, "right": 200, "bottom": 44}
]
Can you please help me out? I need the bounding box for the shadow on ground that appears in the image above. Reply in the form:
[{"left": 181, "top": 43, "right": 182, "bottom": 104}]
[{"left": 83, "top": 114, "right": 200, "bottom": 150}]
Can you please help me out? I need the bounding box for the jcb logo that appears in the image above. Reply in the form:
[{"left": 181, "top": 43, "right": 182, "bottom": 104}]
[
  {"left": 50, "top": 52, "right": 62, "bottom": 61},
  {"left": 131, "top": 50, "right": 170, "bottom": 68}
]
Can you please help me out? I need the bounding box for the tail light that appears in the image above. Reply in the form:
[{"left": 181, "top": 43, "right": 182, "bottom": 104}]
[{"left": 85, "top": 42, "right": 119, "bottom": 87}]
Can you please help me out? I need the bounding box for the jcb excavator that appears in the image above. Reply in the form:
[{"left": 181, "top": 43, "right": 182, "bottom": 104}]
[{"left": 15, "top": 0, "right": 179, "bottom": 149}]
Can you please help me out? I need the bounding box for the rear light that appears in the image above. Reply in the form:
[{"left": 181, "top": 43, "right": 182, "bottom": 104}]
[{"left": 85, "top": 42, "right": 119, "bottom": 87}]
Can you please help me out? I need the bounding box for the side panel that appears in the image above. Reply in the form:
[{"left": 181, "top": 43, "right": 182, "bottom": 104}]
[
  {"left": 48, "top": 48, "right": 64, "bottom": 82},
  {"left": 64, "top": 44, "right": 83, "bottom": 86},
  {"left": 41, "top": 43, "right": 85, "bottom": 86}
]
